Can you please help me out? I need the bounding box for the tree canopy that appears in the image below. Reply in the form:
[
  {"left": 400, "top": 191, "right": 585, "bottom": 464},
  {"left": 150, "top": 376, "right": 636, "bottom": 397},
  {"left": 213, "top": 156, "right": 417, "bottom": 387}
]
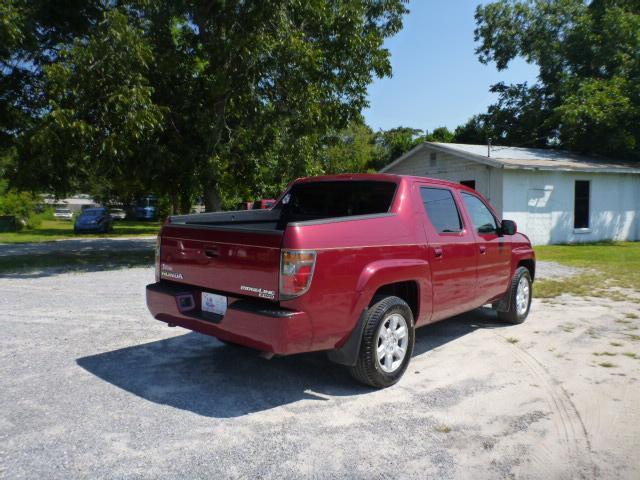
[
  {"left": 469, "top": 0, "right": 640, "bottom": 159},
  {"left": 2, "top": 0, "right": 409, "bottom": 211}
]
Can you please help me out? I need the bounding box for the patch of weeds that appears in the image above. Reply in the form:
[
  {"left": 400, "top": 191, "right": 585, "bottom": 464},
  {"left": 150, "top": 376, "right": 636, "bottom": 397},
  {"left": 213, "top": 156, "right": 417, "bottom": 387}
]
[
  {"left": 561, "top": 323, "right": 576, "bottom": 333},
  {"left": 625, "top": 313, "right": 639, "bottom": 319},
  {"left": 434, "top": 423, "right": 451, "bottom": 433},
  {"left": 534, "top": 274, "right": 613, "bottom": 299},
  {"left": 598, "top": 362, "right": 617, "bottom": 368},
  {"left": 585, "top": 327, "right": 599, "bottom": 339},
  {"left": 610, "top": 342, "right": 624, "bottom": 347},
  {"left": 616, "top": 319, "right": 633, "bottom": 324},
  {"left": 535, "top": 242, "right": 640, "bottom": 293},
  {"left": 506, "top": 337, "right": 520, "bottom": 344},
  {"left": 622, "top": 352, "right": 639, "bottom": 360},
  {"left": 533, "top": 330, "right": 540, "bottom": 334},
  {"left": 593, "top": 351, "right": 617, "bottom": 357},
  {"left": 626, "top": 334, "right": 640, "bottom": 341}
]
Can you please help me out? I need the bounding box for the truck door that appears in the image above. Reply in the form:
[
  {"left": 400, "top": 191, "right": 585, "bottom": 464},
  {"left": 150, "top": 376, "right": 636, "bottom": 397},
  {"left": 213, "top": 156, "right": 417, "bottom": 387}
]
[
  {"left": 417, "top": 185, "right": 478, "bottom": 321},
  {"left": 459, "top": 191, "right": 511, "bottom": 304}
]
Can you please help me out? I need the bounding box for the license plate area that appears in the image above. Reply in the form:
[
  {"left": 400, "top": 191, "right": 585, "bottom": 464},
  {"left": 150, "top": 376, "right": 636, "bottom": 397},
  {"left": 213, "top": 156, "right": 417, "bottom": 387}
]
[{"left": 201, "top": 292, "right": 227, "bottom": 316}]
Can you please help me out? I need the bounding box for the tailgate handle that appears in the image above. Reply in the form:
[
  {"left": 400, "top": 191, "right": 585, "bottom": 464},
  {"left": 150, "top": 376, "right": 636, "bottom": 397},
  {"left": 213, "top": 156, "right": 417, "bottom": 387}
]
[{"left": 204, "top": 248, "right": 219, "bottom": 258}]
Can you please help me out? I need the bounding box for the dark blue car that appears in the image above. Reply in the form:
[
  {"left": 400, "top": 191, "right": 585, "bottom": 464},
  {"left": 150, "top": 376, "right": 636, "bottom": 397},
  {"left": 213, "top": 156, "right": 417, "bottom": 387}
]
[{"left": 74, "top": 208, "right": 114, "bottom": 234}]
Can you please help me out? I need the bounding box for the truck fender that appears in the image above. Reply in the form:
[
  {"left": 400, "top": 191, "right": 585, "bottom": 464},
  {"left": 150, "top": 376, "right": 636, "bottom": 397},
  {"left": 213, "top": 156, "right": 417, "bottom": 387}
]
[
  {"left": 352, "top": 258, "right": 429, "bottom": 316},
  {"left": 327, "top": 259, "right": 430, "bottom": 367}
]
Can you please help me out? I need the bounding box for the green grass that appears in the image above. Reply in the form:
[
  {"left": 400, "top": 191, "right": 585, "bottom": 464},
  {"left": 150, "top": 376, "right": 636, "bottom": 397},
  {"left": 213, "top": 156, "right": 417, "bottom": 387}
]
[
  {"left": 534, "top": 242, "right": 640, "bottom": 298},
  {"left": 0, "top": 219, "right": 160, "bottom": 244},
  {"left": 505, "top": 336, "right": 520, "bottom": 344},
  {"left": 0, "top": 250, "right": 154, "bottom": 275}
]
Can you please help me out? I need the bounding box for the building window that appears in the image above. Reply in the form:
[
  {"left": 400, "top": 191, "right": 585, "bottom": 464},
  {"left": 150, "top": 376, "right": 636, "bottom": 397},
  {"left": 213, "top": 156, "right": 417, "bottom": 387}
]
[
  {"left": 460, "top": 180, "right": 476, "bottom": 190},
  {"left": 574, "top": 180, "right": 590, "bottom": 229},
  {"left": 420, "top": 187, "right": 462, "bottom": 233},
  {"left": 429, "top": 152, "right": 437, "bottom": 167}
]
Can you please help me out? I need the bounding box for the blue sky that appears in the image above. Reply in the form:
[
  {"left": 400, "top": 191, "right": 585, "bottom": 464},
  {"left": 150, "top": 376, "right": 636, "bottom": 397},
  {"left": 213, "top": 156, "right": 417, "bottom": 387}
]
[{"left": 363, "top": 0, "right": 539, "bottom": 133}]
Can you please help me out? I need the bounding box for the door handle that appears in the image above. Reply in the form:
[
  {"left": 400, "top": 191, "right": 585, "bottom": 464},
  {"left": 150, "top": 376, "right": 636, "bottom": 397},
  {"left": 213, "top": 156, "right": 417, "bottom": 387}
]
[
  {"left": 204, "top": 249, "right": 219, "bottom": 258},
  {"left": 479, "top": 246, "right": 487, "bottom": 255},
  {"left": 434, "top": 248, "right": 443, "bottom": 258}
]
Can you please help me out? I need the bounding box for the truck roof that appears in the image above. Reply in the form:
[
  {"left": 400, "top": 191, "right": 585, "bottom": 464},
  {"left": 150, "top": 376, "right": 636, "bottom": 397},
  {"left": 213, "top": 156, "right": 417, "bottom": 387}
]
[{"left": 292, "top": 173, "right": 474, "bottom": 192}]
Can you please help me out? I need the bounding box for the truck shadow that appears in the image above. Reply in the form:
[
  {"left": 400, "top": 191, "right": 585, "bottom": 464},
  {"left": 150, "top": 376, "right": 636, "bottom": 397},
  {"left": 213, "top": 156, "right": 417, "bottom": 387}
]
[{"left": 76, "top": 308, "right": 507, "bottom": 418}]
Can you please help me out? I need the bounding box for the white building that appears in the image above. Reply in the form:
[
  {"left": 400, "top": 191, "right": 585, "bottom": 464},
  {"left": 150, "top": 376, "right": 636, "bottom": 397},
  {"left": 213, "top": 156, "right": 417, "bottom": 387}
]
[{"left": 381, "top": 142, "right": 640, "bottom": 245}]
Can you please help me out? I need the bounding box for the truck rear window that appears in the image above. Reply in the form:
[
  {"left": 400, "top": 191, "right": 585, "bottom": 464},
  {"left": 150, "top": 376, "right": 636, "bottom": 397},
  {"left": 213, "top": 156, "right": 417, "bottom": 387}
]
[{"left": 281, "top": 181, "right": 396, "bottom": 221}]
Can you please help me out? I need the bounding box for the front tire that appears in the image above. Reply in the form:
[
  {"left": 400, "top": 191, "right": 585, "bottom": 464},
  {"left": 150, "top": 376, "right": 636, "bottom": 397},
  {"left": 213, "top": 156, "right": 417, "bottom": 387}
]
[
  {"left": 498, "top": 267, "right": 532, "bottom": 324},
  {"left": 349, "top": 296, "right": 415, "bottom": 388}
]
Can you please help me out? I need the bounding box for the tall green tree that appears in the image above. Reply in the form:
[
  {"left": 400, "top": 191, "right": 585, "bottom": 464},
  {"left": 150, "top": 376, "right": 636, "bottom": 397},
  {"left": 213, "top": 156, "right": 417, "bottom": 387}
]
[
  {"left": 370, "top": 126, "right": 424, "bottom": 170},
  {"left": 321, "top": 121, "right": 379, "bottom": 174},
  {"left": 9, "top": 1, "right": 409, "bottom": 211},
  {"left": 473, "top": 0, "right": 640, "bottom": 159},
  {"left": 1, "top": 0, "right": 103, "bottom": 168},
  {"left": 425, "top": 126, "right": 454, "bottom": 143},
  {"left": 21, "top": 10, "right": 165, "bottom": 201}
]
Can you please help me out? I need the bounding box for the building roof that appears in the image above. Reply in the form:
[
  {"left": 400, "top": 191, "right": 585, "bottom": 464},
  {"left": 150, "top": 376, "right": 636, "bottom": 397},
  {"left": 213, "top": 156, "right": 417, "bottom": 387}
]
[{"left": 381, "top": 142, "right": 640, "bottom": 174}]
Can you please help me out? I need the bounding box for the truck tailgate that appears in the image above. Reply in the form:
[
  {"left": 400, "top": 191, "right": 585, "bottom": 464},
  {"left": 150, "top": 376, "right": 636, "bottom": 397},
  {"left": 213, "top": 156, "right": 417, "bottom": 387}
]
[{"left": 159, "top": 224, "right": 282, "bottom": 300}]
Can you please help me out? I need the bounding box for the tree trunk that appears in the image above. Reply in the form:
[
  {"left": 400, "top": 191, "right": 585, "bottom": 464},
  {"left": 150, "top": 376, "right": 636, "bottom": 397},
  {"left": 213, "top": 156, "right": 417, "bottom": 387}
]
[
  {"left": 179, "top": 192, "right": 192, "bottom": 214},
  {"left": 203, "top": 184, "right": 222, "bottom": 212},
  {"left": 171, "top": 192, "right": 179, "bottom": 215}
]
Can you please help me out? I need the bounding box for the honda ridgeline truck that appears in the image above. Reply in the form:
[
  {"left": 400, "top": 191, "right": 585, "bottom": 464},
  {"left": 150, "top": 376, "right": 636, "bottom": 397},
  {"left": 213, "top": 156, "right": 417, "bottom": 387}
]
[{"left": 146, "top": 174, "right": 535, "bottom": 387}]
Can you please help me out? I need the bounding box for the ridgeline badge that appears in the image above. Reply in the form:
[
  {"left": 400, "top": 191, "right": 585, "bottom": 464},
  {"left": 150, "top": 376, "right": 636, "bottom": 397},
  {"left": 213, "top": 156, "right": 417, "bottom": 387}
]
[{"left": 241, "top": 285, "right": 275, "bottom": 299}]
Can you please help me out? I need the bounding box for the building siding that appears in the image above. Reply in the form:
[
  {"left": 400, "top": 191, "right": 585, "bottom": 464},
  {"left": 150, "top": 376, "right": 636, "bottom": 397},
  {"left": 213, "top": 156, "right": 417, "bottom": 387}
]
[
  {"left": 385, "top": 146, "right": 504, "bottom": 212},
  {"left": 502, "top": 170, "right": 639, "bottom": 245},
  {"left": 382, "top": 144, "right": 640, "bottom": 245}
]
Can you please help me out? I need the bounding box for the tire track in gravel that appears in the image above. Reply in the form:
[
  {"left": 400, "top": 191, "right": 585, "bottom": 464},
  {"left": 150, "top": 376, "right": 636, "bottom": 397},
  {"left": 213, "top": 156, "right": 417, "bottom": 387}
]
[{"left": 492, "top": 332, "right": 596, "bottom": 479}]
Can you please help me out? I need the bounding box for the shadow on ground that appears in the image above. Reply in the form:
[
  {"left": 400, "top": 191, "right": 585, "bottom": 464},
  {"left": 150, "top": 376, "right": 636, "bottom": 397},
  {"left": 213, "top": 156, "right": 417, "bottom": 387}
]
[
  {"left": 77, "top": 308, "right": 509, "bottom": 418},
  {"left": 0, "top": 250, "right": 153, "bottom": 278}
]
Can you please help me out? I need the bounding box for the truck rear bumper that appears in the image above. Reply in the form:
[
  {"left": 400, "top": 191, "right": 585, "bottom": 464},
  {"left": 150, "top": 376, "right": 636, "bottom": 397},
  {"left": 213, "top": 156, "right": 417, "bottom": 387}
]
[{"left": 146, "top": 282, "right": 312, "bottom": 355}]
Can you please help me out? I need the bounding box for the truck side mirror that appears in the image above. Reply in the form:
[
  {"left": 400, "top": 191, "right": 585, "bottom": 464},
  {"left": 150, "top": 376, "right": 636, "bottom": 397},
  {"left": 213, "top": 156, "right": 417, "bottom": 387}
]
[{"left": 500, "top": 219, "right": 517, "bottom": 236}]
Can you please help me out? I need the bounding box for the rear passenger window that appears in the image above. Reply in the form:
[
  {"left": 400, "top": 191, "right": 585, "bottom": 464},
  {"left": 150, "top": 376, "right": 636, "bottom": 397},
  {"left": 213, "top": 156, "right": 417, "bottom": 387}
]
[{"left": 420, "top": 187, "right": 463, "bottom": 233}]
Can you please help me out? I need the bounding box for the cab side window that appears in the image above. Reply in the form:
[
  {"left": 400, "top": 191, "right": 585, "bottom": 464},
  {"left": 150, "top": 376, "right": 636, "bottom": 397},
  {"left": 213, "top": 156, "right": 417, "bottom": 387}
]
[
  {"left": 420, "top": 187, "right": 463, "bottom": 233},
  {"left": 461, "top": 192, "right": 498, "bottom": 234}
]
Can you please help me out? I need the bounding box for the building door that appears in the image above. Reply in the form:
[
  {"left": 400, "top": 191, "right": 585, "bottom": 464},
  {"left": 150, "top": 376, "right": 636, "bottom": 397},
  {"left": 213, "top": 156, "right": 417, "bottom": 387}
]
[{"left": 526, "top": 187, "right": 553, "bottom": 245}]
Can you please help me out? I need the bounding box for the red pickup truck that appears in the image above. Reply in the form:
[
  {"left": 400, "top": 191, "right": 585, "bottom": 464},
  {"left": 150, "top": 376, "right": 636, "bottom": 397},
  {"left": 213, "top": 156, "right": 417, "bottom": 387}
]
[{"left": 146, "top": 174, "right": 535, "bottom": 387}]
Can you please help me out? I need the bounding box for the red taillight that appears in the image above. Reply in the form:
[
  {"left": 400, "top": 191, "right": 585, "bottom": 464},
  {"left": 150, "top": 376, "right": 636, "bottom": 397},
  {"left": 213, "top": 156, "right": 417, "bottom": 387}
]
[{"left": 280, "top": 250, "right": 317, "bottom": 299}]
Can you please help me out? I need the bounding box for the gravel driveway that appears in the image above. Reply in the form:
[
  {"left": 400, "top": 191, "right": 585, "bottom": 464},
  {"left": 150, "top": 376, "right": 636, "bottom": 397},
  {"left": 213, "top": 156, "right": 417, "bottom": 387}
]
[{"left": 1, "top": 266, "right": 638, "bottom": 479}]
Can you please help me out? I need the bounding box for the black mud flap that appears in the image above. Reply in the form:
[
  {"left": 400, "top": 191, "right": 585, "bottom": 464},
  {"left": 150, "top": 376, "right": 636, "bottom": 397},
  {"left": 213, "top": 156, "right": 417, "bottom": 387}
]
[{"left": 326, "top": 308, "right": 368, "bottom": 367}]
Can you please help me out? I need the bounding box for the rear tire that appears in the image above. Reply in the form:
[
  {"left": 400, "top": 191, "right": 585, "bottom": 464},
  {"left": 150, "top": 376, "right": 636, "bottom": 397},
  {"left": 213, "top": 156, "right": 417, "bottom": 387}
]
[
  {"left": 497, "top": 267, "right": 532, "bottom": 324},
  {"left": 349, "top": 296, "right": 415, "bottom": 388}
]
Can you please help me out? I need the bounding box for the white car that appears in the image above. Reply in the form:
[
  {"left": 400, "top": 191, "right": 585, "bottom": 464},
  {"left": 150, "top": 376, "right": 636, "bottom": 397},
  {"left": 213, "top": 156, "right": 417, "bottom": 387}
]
[
  {"left": 109, "top": 208, "right": 127, "bottom": 220},
  {"left": 54, "top": 208, "right": 73, "bottom": 220}
]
